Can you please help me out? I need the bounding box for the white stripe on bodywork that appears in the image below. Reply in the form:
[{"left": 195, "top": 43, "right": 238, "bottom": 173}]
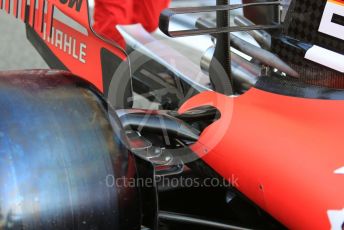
[
  {"left": 334, "top": 166, "right": 344, "bottom": 174},
  {"left": 328, "top": 209, "right": 344, "bottom": 230},
  {"left": 305, "top": 45, "right": 344, "bottom": 73}
]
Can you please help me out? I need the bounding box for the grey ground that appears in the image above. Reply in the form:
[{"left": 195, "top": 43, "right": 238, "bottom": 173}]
[{"left": 0, "top": 11, "right": 48, "bottom": 70}]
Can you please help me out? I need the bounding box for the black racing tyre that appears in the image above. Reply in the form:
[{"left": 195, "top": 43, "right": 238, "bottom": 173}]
[{"left": 0, "top": 70, "right": 141, "bottom": 229}]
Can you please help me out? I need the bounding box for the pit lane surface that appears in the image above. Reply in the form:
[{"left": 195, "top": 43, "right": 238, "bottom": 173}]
[{"left": 0, "top": 11, "right": 48, "bottom": 70}]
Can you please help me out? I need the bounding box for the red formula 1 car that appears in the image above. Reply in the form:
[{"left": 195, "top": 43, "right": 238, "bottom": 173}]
[{"left": 0, "top": 0, "right": 343, "bottom": 229}]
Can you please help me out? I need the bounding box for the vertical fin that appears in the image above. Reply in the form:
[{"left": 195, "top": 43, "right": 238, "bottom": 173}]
[
  {"left": 40, "top": 0, "right": 45, "bottom": 32},
  {"left": 28, "top": 0, "right": 36, "bottom": 26},
  {"left": 35, "top": 0, "right": 44, "bottom": 31},
  {"left": 5, "top": 0, "right": 10, "bottom": 13},
  {"left": 46, "top": 2, "right": 54, "bottom": 37},
  {"left": 20, "top": 0, "right": 26, "bottom": 21},
  {"left": 13, "top": 0, "right": 19, "bottom": 17}
]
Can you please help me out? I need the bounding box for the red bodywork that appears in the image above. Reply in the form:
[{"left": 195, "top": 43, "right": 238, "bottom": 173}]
[
  {"left": 179, "top": 89, "right": 344, "bottom": 229},
  {"left": 1, "top": 0, "right": 344, "bottom": 228},
  {"left": 12, "top": 0, "right": 168, "bottom": 90},
  {"left": 1, "top": 0, "right": 127, "bottom": 91}
]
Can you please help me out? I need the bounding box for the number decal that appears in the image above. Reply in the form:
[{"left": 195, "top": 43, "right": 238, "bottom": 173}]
[
  {"left": 318, "top": 0, "right": 344, "bottom": 40},
  {"left": 304, "top": 0, "right": 344, "bottom": 73}
]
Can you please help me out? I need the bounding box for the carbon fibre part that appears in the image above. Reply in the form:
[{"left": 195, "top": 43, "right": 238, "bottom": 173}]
[{"left": 272, "top": 0, "right": 344, "bottom": 88}]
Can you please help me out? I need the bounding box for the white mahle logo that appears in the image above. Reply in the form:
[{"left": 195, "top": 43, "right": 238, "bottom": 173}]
[{"left": 42, "top": 24, "right": 87, "bottom": 64}]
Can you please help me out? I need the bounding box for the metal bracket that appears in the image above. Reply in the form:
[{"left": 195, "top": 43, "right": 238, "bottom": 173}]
[{"left": 159, "top": 1, "right": 282, "bottom": 38}]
